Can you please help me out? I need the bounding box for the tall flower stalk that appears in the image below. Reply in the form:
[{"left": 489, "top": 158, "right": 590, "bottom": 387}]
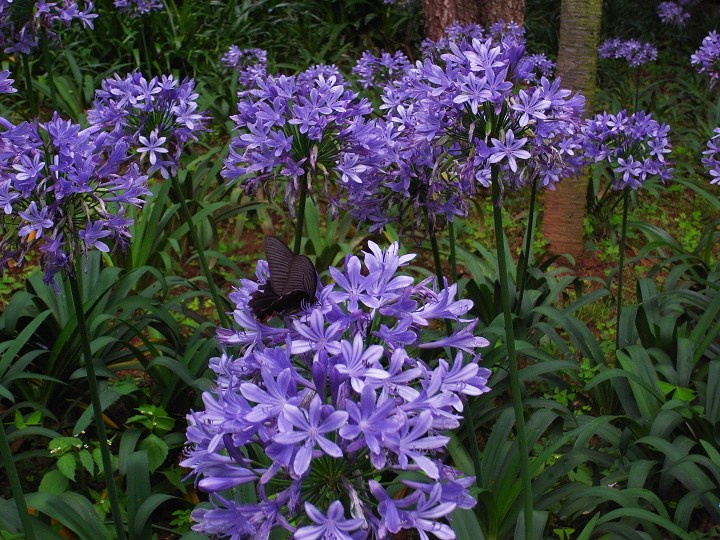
[
  {"left": 490, "top": 164, "right": 533, "bottom": 538},
  {"left": 581, "top": 110, "right": 672, "bottom": 351},
  {"left": 68, "top": 262, "right": 126, "bottom": 540},
  {"left": 84, "top": 72, "right": 230, "bottom": 325},
  {"left": 0, "top": 111, "right": 156, "bottom": 539}
]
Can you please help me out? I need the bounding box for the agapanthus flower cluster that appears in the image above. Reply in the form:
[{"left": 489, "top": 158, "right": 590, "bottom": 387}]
[
  {"left": 221, "top": 46, "right": 268, "bottom": 89},
  {"left": 701, "top": 128, "right": 720, "bottom": 184},
  {"left": 599, "top": 38, "right": 658, "bottom": 67},
  {"left": 657, "top": 1, "right": 690, "bottom": 26},
  {"left": 691, "top": 31, "right": 720, "bottom": 88},
  {"left": 86, "top": 72, "right": 206, "bottom": 178},
  {"left": 344, "top": 23, "right": 584, "bottom": 230},
  {"left": 0, "top": 114, "right": 150, "bottom": 284},
  {"left": 113, "top": 0, "right": 164, "bottom": 17},
  {"left": 0, "top": 69, "right": 16, "bottom": 93},
  {"left": 222, "top": 66, "right": 387, "bottom": 210},
  {"left": 581, "top": 110, "right": 673, "bottom": 189},
  {"left": 182, "top": 241, "right": 490, "bottom": 539},
  {"left": 0, "top": 0, "right": 96, "bottom": 54},
  {"left": 352, "top": 50, "right": 410, "bottom": 89}
]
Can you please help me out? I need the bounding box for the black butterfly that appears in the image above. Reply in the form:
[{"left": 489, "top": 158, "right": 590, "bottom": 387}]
[{"left": 248, "top": 236, "right": 318, "bottom": 320}]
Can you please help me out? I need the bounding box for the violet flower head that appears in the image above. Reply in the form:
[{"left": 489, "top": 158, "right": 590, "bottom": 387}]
[
  {"left": 86, "top": 72, "right": 207, "bottom": 178},
  {"left": 352, "top": 50, "right": 411, "bottom": 89},
  {"left": 222, "top": 65, "right": 385, "bottom": 212},
  {"left": 691, "top": 31, "right": 720, "bottom": 89},
  {"left": 0, "top": 69, "right": 16, "bottom": 93},
  {"left": 657, "top": 1, "right": 690, "bottom": 26},
  {"left": 599, "top": 38, "right": 658, "bottom": 67},
  {"left": 581, "top": 110, "right": 673, "bottom": 189},
  {"left": 346, "top": 22, "right": 585, "bottom": 231},
  {"left": 701, "top": 127, "right": 720, "bottom": 185},
  {"left": 0, "top": 0, "right": 96, "bottom": 54},
  {"left": 221, "top": 46, "right": 268, "bottom": 89},
  {"left": 0, "top": 113, "right": 150, "bottom": 284},
  {"left": 113, "top": 0, "right": 163, "bottom": 17},
  {"left": 182, "top": 241, "right": 491, "bottom": 539}
]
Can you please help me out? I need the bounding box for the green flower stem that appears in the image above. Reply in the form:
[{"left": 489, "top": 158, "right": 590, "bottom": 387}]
[
  {"left": 491, "top": 165, "right": 533, "bottom": 540},
  {"left": 633, "top": 69, "right": 640, "bottom": 113},
  {"left": 22, "top": 54, "right": 36, "bottom": 118},
  {"left": 448, "top": 220, "right": 457, "bottom": 284},
  {"left": 615, "top": 189, "right": 630, "bottom": 351},
  {"left": 423, "top": 206, "right": 453, "bottom": 336},
  {"left": 68, "top": 269, "right": 126, "bottom": 540},
  {"left": 0, "top": 419, "right": 36, "bottom": 539},
  {"left": 40, "top": 29, "right": 58, "bottom": 110},
  {"left": 170, "top": 175, "right": 230, "bottom": 328},
  {"left": 516, "top": 177, "right": 538, "bottom": 315},
  {"left": 446, "top": 218, "right": 483, "bottom": 508},
  {"left": 293, "top": 174, "right": 309, "bottom": 255}
]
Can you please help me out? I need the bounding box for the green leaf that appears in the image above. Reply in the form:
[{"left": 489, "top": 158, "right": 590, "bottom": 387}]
[
  {"left": 78, "top": 449, "right": 94, "bottom": 475},
  {"left": 39, "top": 469, "right": 69, "bottom": 495},
  {"left": 452, "top": 508, "right": 486, "bottom": 540},
  {"left": 57, "top": 453, "right": 77, "bottom": 481},
  {"left": 140, "top": 433, "right": 168, "bottom": 471}
]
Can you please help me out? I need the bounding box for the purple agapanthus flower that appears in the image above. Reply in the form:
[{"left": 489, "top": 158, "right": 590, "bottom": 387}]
[
  {"left": 113, "top": 0, "right": 163, "bottom": 17},
  {"left": 221, "top": 65, "right": 386, "bottom": 213},
  {"left": 0, "top": 113, "right": 151, "bottom": 284},
  {"left": 353, "top": 50, "right": 411, "bottom": 89},
  {"left": 657, "top": 1, "right": 690, "bottom": 26},
  {"left": 221, "top": 46, "right": 268, "bottom": 90},
  {"left": 182, "top": 241, "right": 491, "bottom": 539},
  {"left": 86, "top": 72, "right": 207, "bottom": 178},
  {"left": 702, "top": 127, "right": 720, "bottom": 184},
  {"left": 0, "top": 69, "right": 16, "bottom": 93},
  {"left": 691, "top": 31, "right": 720, "bottom": 88},
  {"left": 599, "top": 38, "right": 658, "bottom": 67},
  {"left": 344, "top": 22, "right": 584, "bottom": 231},
  {"left": 0, "top": 0, "right": 96, "bottom": 54},
  {"left": 581, "top": 110, "right": 673, "bottom": 189}
]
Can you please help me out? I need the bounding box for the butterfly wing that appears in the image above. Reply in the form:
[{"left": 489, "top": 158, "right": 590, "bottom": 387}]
[
  {"left": 263, "top": 236, "right": 295, "bottom": 295},
  {"left": 250, "top": 236, "right": 318, "bottom": 319},
  {"left": 285, "top": 255, "right": 317, "bottom": 299}
]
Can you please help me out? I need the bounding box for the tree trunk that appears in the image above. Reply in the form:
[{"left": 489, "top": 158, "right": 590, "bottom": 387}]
[
  {"left": 478, "top": 0, "right": 525, "bottom": 27},
  {"left": 422, "top": 0, "right": 524, "bottom": 41},
  {"left": 541, "top": 0, "right": 603, "bottom": 261},
  {"left": 423, "top": 0, "right": 480, "bottom": 41}
]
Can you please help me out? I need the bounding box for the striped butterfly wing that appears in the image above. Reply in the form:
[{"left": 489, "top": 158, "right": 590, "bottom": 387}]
[
  {"left": 249, "top": 236, "right": 317, "bottom": 319},
  {"left": 264, "top": 236, "right": 295, "bottom": 295}
]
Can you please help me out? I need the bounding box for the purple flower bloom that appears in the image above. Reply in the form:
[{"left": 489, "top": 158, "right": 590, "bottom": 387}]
[
  {"left": 222, "top": 66, "right": 382, "bottom": 211},
  {"left": 0, "top": 70, "right": 16, "bottom": 93},
  {"left": 352, "top": 50, "right": 410, "bottom": 89},
  {"left": 87, "top": 72, "right": 207, "bottom": 178},
  {"left": 599, "top": 38, "right": 658, "bottom": 67},
  {"left": 691, "top": 31, "right": 720, "bottom": 88},
  {"left": 221, "top": 46, "right": 268, "bottom": 89},
  {"left": 113, "top": 0, "right": 164, "bottom": 17},
  {"left": 294, "top": 501, "right": 365, "bottom": 540},
  {"left": 0, "top": 0, "right": 96, "bottom": 54},
  {"left": 0, "top": 113, "right": 151, "bottom": 282},
  {"left": 581, "top": 110, "right": 673, "bottom": 189},
  {"left": 657, "top": 1, "right": 690, "bottom": 26},
  {"left": 183, "top": 241, "right": 490, "bottom": 539},
  {"left": 702, "top": 127, "right": 720, "bottom": 184}
]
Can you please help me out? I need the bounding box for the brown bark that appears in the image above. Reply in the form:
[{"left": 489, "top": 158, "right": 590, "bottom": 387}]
[
  {"left": 422, "top": 0, "right": 481, "bottom": 41},
  {"left": 422, "top": 0, "right": 524, "bottom": 41},
  {"left": 542, "top": 0, "right": 603, "bottom": 261},
  {"left": 478, "top": 0, "right": 525, "bottom": 27}
]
